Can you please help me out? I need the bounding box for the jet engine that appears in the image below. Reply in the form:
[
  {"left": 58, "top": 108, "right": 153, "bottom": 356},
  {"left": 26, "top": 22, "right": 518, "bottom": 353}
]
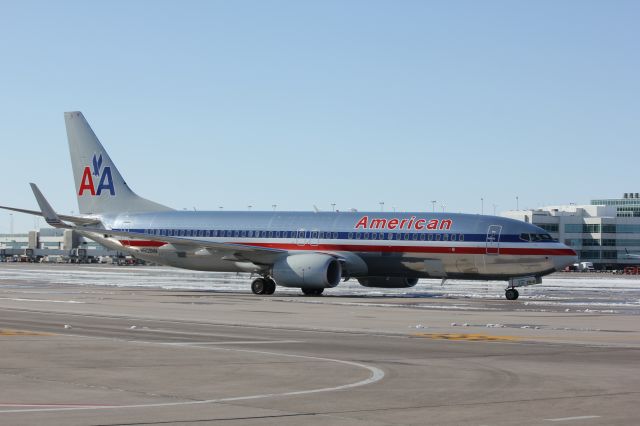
[
  {"left": 272, "top": 253, "right": 342, "bottom": 289},
  {"left": 357, "top": 276, "right": 419, "bottom": 288}
]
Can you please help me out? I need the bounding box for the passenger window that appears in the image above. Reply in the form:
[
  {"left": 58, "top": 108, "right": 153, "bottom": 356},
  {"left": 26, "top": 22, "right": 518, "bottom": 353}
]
[
  {"left": 428, "top": 234, "right": 433, "bottom": 241},
  {"left": 420, "top": 233, "right": 425, "bottom": 241},
  {"left": 436, "top": 234, "right": 441, "bottom": 241},
  {"left": 348, "top": 233, "right": 353, "bottom": 239},
  {"left": 363, "top": 232, "right": 369, "bottom": 239},
  {"left": 412, "top": 233, "right": 418, "bottom": 240},
  {"left": 371, "top": 233, "right": 377, "bottom": 240},
  {"left": 403, "top": 233, "right": 409, "bottom": 240},
  {"left": 451, "top": 234, "right": 457, "bottom": 241},
  {"left": 459, "top": 234, "right": 464, "bottom": 241}
]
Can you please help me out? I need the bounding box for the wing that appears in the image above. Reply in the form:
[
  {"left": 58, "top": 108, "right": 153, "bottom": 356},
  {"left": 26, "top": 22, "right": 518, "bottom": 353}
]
[
  {"left": 76, "top": 227, "right": 287, "bottom": 265},
  {"left": 27, "top": 183, "right": 287, "bottom": 265}
]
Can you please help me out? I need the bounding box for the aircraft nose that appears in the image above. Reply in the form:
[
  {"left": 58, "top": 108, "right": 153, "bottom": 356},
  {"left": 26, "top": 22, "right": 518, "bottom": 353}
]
[{"left": 552, "top": 245, "right": 578, "bottom": 271}]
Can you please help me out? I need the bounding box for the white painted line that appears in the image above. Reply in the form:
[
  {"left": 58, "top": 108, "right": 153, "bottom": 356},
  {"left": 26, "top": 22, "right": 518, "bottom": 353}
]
[
  {"left": 164, "top": 340, "right": 302, "bottom": 345},
  {"left": 545, "top": 415, "right": 601, "bottom": 422},
  {"left": 0, "top": 298, "right": 84, "bottom": 304},
  {"left": 0, "top": 403, "right": 116, "bottom": 408},
  {"left": 0, "top": 337, "right": 384, "bottom": 414}
]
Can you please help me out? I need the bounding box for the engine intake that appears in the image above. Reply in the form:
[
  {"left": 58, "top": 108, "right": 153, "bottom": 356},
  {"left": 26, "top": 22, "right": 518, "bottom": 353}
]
[
  {"left": 272, "top": 253, "right": 342, "bottom": 289},
  {"left": 358, "top": 276, "right": 419, "bottom": 288}
]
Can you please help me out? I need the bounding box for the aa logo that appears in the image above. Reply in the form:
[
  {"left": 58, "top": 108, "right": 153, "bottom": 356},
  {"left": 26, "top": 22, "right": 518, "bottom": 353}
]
[{"left": 78, "top": 154, "right": 115, "bottom": 196}]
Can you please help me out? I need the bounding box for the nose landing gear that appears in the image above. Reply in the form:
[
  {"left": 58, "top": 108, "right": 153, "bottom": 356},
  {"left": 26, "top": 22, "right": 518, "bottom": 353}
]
[
  {"left": 505, "top": 288, "right": 519, "bottom": 300},
  {"left": 504, "top": 276, "right": 541, "bottom": 300}
]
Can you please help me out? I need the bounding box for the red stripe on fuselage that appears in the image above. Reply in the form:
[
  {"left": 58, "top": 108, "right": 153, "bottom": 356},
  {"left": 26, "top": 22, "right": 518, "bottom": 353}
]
[
  {"left": 119, "top": 240, "right": 167, "bottom": 247},
  {"left": 235, "top": 242, "right": 576, "bottom": 256},
  {"left": 117, "top": 239, "right": 576, "bottom": 256}
]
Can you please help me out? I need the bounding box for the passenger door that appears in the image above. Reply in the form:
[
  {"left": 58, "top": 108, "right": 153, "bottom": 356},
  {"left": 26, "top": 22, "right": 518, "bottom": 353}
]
[{"left": 486, "top": 225, "right": 502, "bottom": 255}]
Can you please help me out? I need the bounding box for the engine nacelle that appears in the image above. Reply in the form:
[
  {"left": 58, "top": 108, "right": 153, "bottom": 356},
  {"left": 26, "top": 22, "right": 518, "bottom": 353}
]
[
  {"left": 357, "top": 276, "right": 419, "bottom": 288},
  {"left": 272, "top": 253, "right": 342, "bottom": 289}
]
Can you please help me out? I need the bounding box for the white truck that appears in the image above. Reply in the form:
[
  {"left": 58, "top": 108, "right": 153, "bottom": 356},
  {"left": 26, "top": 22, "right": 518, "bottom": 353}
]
[{"left": 573, "top": 262, "right": 595, "bottom": 272}]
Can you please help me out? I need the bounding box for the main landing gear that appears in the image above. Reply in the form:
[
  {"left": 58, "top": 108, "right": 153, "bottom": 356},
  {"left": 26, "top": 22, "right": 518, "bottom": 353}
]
[
  {"left": 301, "top": 287, "right": 324, "bottom": 296},
  {"left": 251, "top": 277, "right": 276, "bottom": 295},
  {"left": 505, "top": 288, "right": 519, "bottom": 300}
]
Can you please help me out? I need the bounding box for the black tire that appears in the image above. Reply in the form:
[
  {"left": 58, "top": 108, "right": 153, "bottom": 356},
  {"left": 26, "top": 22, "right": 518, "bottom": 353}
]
[
  {"left": 505, "top": 288, "right": 519, "bottom": 300},
  {"left": 251, "top": 278, "right": 267, "bottom": 295},
  {"left": 264, "top": 278, "right": 276, "bottom": 295},
  {"left": 301, "top": 287, "right": 324, "bottom": 296}
]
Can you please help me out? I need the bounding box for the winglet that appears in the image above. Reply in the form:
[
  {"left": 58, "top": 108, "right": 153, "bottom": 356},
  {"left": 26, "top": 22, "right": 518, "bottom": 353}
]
[{"left": 29, "top": 183, "right": 71, "bottom": 228}]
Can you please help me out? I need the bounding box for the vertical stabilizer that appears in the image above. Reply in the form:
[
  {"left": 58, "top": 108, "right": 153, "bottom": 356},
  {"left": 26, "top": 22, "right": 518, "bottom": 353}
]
[{"left": 65, "top": 111, "right": 173, "bottom": 215}]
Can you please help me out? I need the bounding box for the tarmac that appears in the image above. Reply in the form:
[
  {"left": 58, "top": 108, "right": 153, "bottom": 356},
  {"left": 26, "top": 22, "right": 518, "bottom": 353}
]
[{"left": 0, "top": 263, "right": 638, "bottom": 425}]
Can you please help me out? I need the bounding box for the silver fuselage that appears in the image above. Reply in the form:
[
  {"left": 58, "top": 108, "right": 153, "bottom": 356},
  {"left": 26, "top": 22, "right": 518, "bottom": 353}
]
[{"left": 92, "top": 210, "right": 577, "bottom": 281}]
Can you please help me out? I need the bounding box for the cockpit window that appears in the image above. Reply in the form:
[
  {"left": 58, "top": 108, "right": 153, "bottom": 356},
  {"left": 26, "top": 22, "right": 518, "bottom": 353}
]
[{"left": 521, "top": 232, "right": 554, "bottom": 242}]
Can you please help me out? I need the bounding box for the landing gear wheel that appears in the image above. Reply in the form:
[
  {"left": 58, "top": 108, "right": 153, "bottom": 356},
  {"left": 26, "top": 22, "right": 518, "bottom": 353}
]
[
  {"left": 505, "top": 288, "right": 519, "bottom": 300},
  {"left": 251, "top": 278, "right": 267, "bottom": 295},
  {"left": 264, "top": 278, "right": 276, "bottom": 295},
  {"left": 301, "top": 287, "right": 324, "bottom": 296}
]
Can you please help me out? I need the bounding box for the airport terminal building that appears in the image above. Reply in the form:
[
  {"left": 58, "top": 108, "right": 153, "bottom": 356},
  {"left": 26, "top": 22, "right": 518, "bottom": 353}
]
[
  {"left": 502, "top": 193, "right": 640, "bottom": 269},
  {"left": 0, "top": 228, "right": 119, "bottom": 262}
]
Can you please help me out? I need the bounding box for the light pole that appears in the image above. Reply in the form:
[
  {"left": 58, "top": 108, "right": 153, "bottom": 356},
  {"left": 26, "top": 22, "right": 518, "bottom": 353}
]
[
  {"left": 379, "top": 201, "right": 384, "bottom": 212},
  {"left": 431, "top": 200, "right": 436, "bottom": 212},
  {"left": 331, "top": 203, "right": 336, "bottom": 212},
  {"left": 9, "top": 213, "right": 13, "bottom": 234},
  {"left": 441, "top": 204, "right": 446, "bottom": 212},
  {"left": 247, "top": 205, "right": 252, "bottom": 211},
  {"left": 481, "top": 197, "right": 484, "bottom": 215},
  {"left": 516, "top": 196, "right": 519, "bottom": 210},
  {"left": 493, "top": 204, "right": 497, "bottom": 215},
  {"left": 272, "top": 204, "right": 277, "bottom": 211}
]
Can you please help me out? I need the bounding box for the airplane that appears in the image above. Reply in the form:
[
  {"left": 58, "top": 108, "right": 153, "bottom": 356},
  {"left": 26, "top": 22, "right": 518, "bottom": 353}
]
[
  {"left": 625, "top": 249, "right": 640, "bottom": 259},
  {"left": 1, "top": 112, "right": 578, "bottom": 300}
]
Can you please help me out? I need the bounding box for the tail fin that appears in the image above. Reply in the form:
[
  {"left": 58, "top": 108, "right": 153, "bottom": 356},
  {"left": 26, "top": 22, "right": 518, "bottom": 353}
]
[{"left": 65, "top": 111, "right": 173, "bottom": 215}]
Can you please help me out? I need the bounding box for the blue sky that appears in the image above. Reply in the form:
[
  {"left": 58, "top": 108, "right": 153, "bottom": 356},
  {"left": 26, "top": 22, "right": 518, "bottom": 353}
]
[{"left": 1, "top": 1, "right": 638, "bottom": 232}]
